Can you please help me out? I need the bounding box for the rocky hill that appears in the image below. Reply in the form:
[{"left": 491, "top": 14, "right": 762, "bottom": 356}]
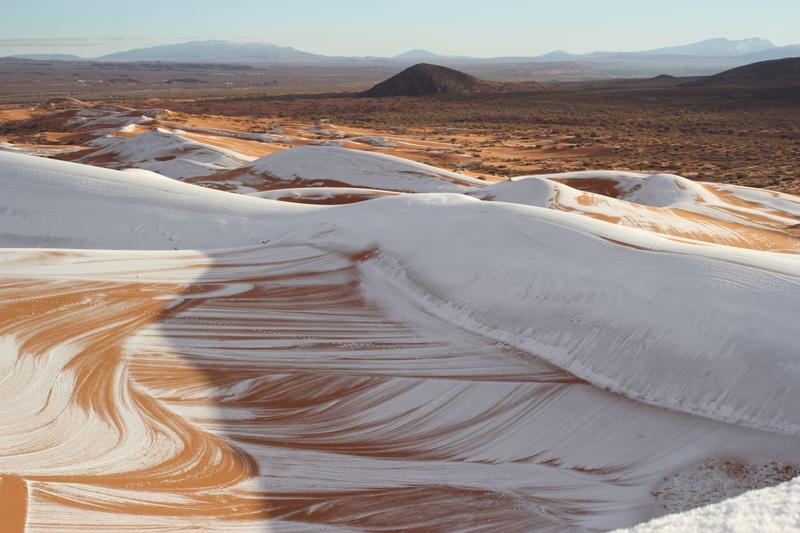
[
  {"left": 686, "top": 57, "right": 800, "bottom": 87},
  {"left": 361, "top": 63, "right": 502, "bottom": 97}
]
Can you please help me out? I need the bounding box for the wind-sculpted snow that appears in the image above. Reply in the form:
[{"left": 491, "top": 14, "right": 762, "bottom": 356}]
[
  {"left": 618, "top": 476, "right": 800, "bottom": 532},
  {"left": 196, "top": 145, "right": 487, "bottom": 193},
  {"left": 75, "top": 128, "right": 254, "bottom": 179},
  {"left": 473, "top": 172, "right": 800, "bottom": 251},
  {"left": 0, "top": 151, "right": 307, "bottom": 249},
  {"left": 1, "top": 151, "right": 800, "bottom": 531}
]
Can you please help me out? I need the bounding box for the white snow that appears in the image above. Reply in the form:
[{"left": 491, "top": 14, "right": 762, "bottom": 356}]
[
  {"left": 64, "top": 107, "right": 158, "bottom": 131},
  {"left": 469, "top": 175, "right": 558, "bottom": 206},
  {"left": 349, "top": 136, "right": 395, "bottom": 147},
  {"left": 712, "top": 183, "right": 800, "bottom": 217},
  {"left": 239, "top": 145, "right": 486, "bottom": 192},
  {"left": 516, "top": 170, "right": 720, "bottom": 207},
  {"left": 2, "top": 150, "right": 800, "bottom": 438},
  {"left": 1, "top": 150, "right": 799, "bottom": 530},
  {"left": 0, "top": 142, "right": 79, "bottom": 157},
  {"left": 0, "top": 151, "right": 302, "bottom": 249},
  {"left": 170, "top": 124, "right": 290, "bottom": 143},
  {"left": 619, "top": 477, "right": 800, "bottom": 532},
  {"left": 623, "top": 173, "right": 719, "bottom": 207},
  {"left": 81, "top": 128, "right": 253, "bottom": 179}
]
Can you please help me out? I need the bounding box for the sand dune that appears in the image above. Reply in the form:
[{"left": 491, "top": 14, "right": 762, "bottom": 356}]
[
  {"left": 2, "top": 102, "right": 496, "bottom": 186},
  {"left": 74, "top": 127, "right": 253, "bottom": 179},
  {"left": 473, "top": 172, "right": 800, "bottom": 251},
  {"left": 1, "top": 138, "right": 799, "bottom": 532},
  {"left": 193, "top": 145, "right": 486, "bottom": 193}
]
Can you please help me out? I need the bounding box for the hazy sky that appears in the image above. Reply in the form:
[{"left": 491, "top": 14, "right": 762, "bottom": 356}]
[{"left": 2, "top": 0, "right": 799, "bottom": 57}]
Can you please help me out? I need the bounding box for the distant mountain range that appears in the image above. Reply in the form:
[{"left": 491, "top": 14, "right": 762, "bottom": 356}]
[
  {"left": 5, "top": 37, "right": 797, "bottom": 64},
  {"left": 7, "top": 53, "right": 82, "bottom": 61},
  {"left": 518, "top": 38, "right": 800, "bottom": 64},
  {"left": 637, "top": 37, "right": 774, "bottom": 57},
  {"left": 3, "top": 38, "right": 800, "bottom": 82},
  {"left": 99, "top": 40, "right": 320, "bottom": 62},
  {"left": 392, "top": 49, "right": 445, "bottom": 60}
]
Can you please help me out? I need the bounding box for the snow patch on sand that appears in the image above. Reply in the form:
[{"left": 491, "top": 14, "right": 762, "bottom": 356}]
[
  {"left": 82, "top": 128, "right": 253, "bottom": 179},
  {"left": 239, "top": 145, "right": 486, "bottom": 192}
]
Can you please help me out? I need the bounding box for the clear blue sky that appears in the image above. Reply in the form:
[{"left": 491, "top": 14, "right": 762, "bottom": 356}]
[{"left": 2, "top": 0, "right": 798, "bottom": 57}]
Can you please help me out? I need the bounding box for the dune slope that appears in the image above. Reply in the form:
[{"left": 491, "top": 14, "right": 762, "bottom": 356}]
[
  {"left": 194, "top": 145, "right": 486, "bottom": 193},
  {"left": 1, "top": 151, "right": 799, "bottom": 531}
]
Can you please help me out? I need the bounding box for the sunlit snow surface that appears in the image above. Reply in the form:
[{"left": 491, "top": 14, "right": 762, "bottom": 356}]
[
  {"left": 617, "top": 477, "right": 800, "bottom": 532},
  {"left": 1, "top": 149, "right": 799, "bottom": 532}
]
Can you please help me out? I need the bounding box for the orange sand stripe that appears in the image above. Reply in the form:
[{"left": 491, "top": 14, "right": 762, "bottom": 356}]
[{"left": 0, "top": 475, "right": 28, "bottom": 533}]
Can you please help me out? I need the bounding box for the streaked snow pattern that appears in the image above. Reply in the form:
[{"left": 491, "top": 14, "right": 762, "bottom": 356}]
[{"left": 1, "top": 142, "right": 799, "bottom": 532}]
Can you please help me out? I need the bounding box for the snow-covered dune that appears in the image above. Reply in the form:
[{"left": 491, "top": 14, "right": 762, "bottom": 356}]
[
  {"left": 538, "top": 170, "right": 719, "bottom": 206},
  {"left": 473, "top": 173, "right": 800, "bottom": 251},
  {"left": 193, "top": 145, "right": 487, "bottom": 193},
  {"left": 0, "top": 151, "right": 303, "bottom": 249},
  {"left": 1, "top": 151, "right": 799, "bottom": 531},
  {"left": 72, "top": 128, "right": 254, "bottom": 179},
  {"left": 12, "top": 104, "right": 156, "bottom": 135}
]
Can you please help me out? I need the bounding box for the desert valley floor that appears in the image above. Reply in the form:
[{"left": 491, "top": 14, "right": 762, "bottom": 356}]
[{"left": 1, "top": 100, "right": 800, "bottom": 531}]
